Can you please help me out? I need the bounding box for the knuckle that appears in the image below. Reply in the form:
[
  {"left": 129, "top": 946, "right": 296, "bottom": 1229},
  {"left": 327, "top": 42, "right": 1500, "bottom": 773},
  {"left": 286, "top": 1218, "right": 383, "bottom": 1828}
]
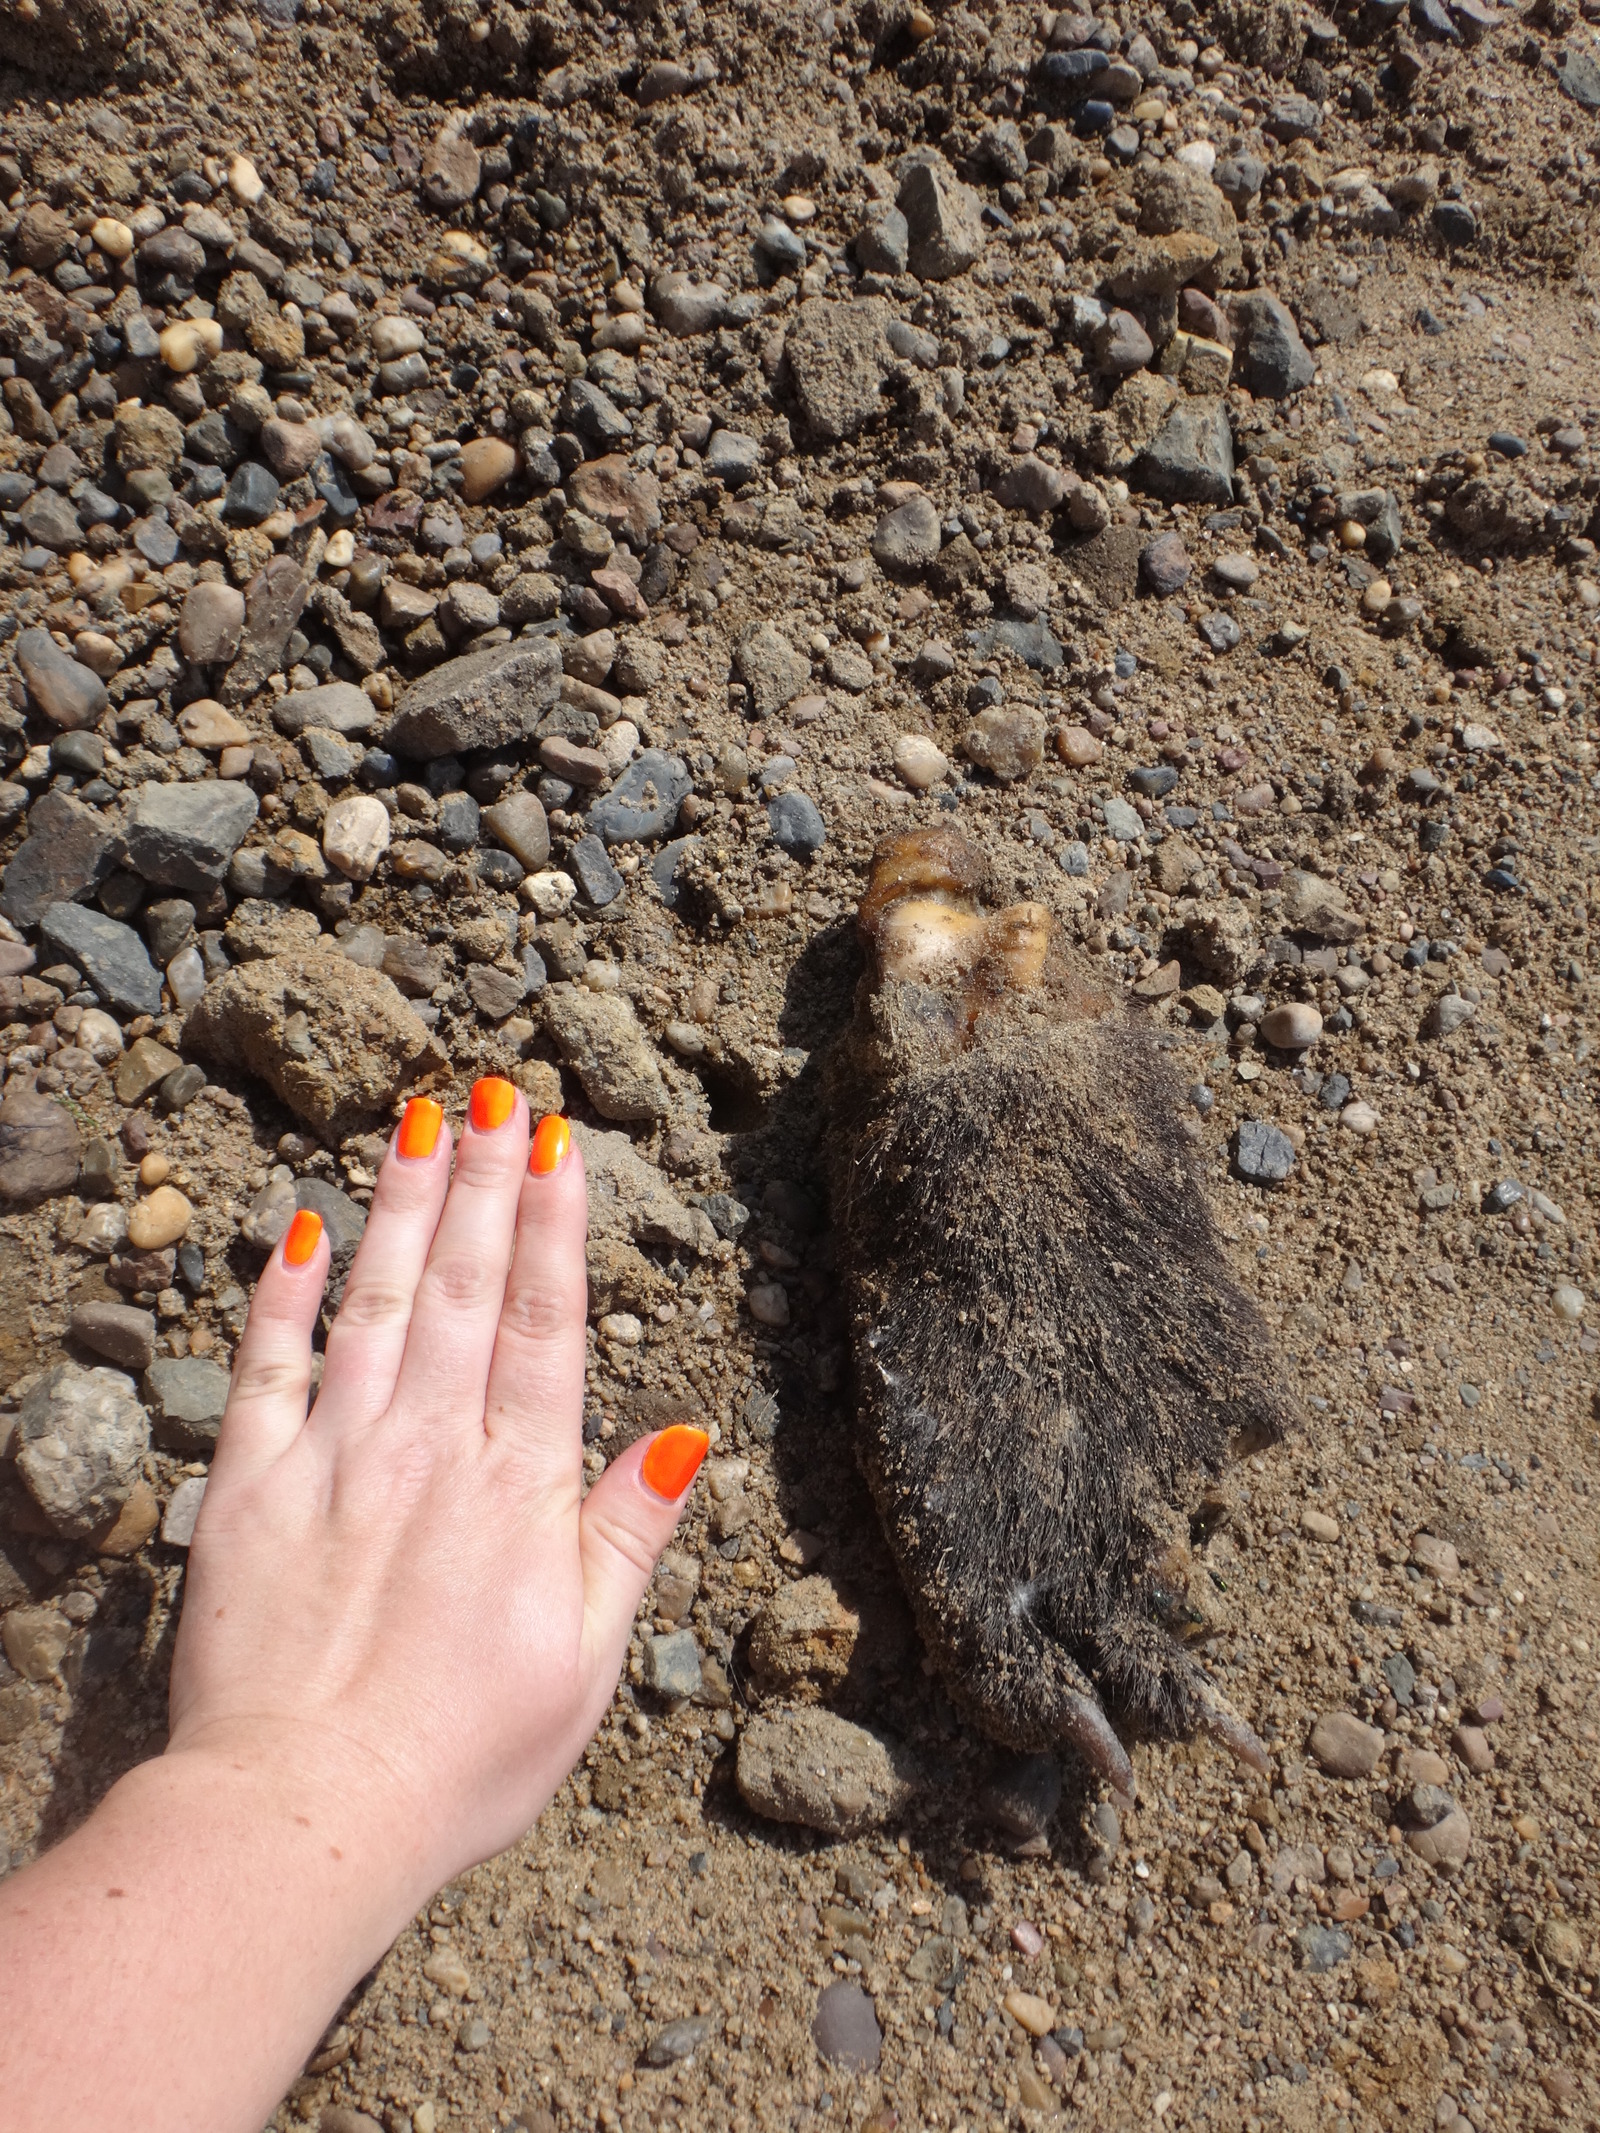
[
  {"left": 228, "top": 1349, "right": 307, "bottom": 1408},
  {"left": 416, "top": 1251, "right": 490, "bottom": 1314},
  {"left": 497, "top": 1277, "right": 582, "bottom": 1353},
  {"left": 327, "top": 1278, "right": 415, "bottom": 1334}
]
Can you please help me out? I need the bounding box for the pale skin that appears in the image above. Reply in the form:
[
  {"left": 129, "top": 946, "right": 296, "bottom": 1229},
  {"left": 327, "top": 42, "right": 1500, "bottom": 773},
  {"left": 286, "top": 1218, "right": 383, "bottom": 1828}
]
[{"left": 0, "top": 1085, "right": 704, "bottom": 2133}]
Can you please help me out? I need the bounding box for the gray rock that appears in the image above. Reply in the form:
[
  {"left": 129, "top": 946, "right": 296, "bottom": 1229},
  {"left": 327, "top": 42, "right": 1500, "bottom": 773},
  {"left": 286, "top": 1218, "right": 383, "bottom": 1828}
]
[
  {"left": 737, "top": 1707, "right": 916, "bottom": 1836},
  {"left": 161, "top": 1475, "right": 207, "bottom": 1548},
  {"left": 123, "top": 782, "right": 260, "bottom": 893},
  {"left": 645, "top": 2018, "right": 713, "bottom": 2068},
  {"left": 0, "top": 791, "right": 120, "bottom": 928},
  {"left": 1295, "top": 1924, "right": 1351, "bottom": 1974},
  {"left": 641, "top": 1627, "right": 702, "bottom": 1699},
  {"left": 482, "top": 792, "right": 550, "bottom": 871},
  {"left": 178, "top": 581, "right": 246, "bottom": 665},
  {"left": 855, "top": 206, "right": 909, "bottom": 274},
  {"left": 386, "top": 638, "right": 562, "bottom": 760},
  {"left": 13, "top": 1361, "right": 149, "bottom": 1541},
  {"left": 1093, "top": 308, "right": 1154, "bottom": 375},
  {"left": 1229, "top": 292, "right": 1315, "bottom": 399},
  {"left": 1336, "top": 486, "right": 1403, "bottom": 565},
  {"left": 767, "top": 791, "right": 826, "bottom": 856},
  {"left": 1199, "top": 611, "right": 1241, "bottom": 652},
  {"left": 18, "top": 490, "right": 82, "bottom": 552},
  {"left": 704, "top": 429, "right": 761, "bottom": 487},
  {"left": 544, "top": 988, "right": 669, "bottom": 1121},
  {"left": 222, "top": 461, "right": 280, "bottom": 526},
  {"left": 1101, "top": 796, "right": 1143, "bottom": 841},
  {"left": 1267, "top": 94, "right": 1322, "bottom": 142},
  {"left": 144, "top": 1355, "right": 231, "bottom": 1454},
  {"left": 272, "top": 681, "right": 377, "bottom": 737},
  {"left": 781, "top": 298, "right": 892, "bottom": 445},
  {"left": 38, "top": 903, "right": 163, "bottom": 1017},
  {"left": 649, "top": 272, "right": 729, "bottom": 336},
  {"left": 568, "top": 833, "right": 626, "bottom": 908},
  {"left": 575, "top": 1122, "right": 719, "bottom": 1262},
  {"left": 0, "top": 1088, "right": 82, "bottom": 1206},
  {"left": 754, "top": 217, "right": 806, "bottom": 276},
  {"left": 1236, "top": 1119, "right": 1296, "bottom": 1184},
  {"left": 587, "top": 751, "right": 692, "bottom": 846},
  {"left": 466, "top": 963, "right": 528, "bottom": 1021},
  {"left": 897, "top": 160, "right": 985, "bottom": 281},
  {"left": 222, "top": 556, "right": 310, "bottom": 707},
  {"left": 1140, "top": 530, "right": 1191, "bottom": 595},
  {"left": 735, "top": 621, "right": 811, "bottom": 717},
  {"left": 967, "top": 616, "right": 1064, "bottom": 669},
  {"left": 812, "top": 1982, "right": 883, "bottom": 2073},
  {"left": 1137, "top": 400, "right": 1236, "bottom": 505},
  {"left": 994, "top": 456, "right": 1069, "bottom": 515},
  {"left": 69, "top": 1301, "right": 156, "bottom": 1373},
  {"left": 560, "top": 378, "right": 633, "bottom": 447},
  {"left": 16, "top": 627, "right": 107, "bottom": 730},
  {"left": 871, "top": 493, "right": 942, "bottom": 573},
  {"left": 1281, "top": 868, "right": 1362, "bottom": 942},
  {"left": 1559, "top": 45, "right": 1600, "bottom": 109}
]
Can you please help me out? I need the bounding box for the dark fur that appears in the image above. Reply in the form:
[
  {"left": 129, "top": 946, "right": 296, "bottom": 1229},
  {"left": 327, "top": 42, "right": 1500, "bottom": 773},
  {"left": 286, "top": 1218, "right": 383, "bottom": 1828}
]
[{"left": 826, "top": 846, "right": 1292, "bottom": 1780}]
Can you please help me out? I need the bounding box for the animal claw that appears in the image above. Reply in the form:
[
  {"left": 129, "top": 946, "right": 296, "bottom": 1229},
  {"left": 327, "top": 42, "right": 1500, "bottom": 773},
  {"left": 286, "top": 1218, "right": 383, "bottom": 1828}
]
[
  {"left": 1062, "top": 1692, "right": 1137, "bottom": 1807},
  {"left": 1199, "top": 1687, "right": 1272, "bottom": 1775}
]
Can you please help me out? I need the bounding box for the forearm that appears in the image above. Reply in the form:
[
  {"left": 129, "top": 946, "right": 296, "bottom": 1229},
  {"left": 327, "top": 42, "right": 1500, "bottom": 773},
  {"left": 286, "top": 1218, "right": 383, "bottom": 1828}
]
[{"left": 0, "top": 1745, "right": 434, "bottom": 2133}]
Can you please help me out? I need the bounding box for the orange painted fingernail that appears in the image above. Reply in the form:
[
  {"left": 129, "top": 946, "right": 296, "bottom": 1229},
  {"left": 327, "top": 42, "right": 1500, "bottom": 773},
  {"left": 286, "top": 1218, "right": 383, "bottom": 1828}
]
[
  {"left": 283, "top": 1209, "right": 322, "bottom": 1267},
  {"left": 640, "top": 1425, "right": 710, "bottom": 1501},
  {"left": 396, "top": 1096, "right": 444, "bottom": 1162},
  {"left": 469, "top": 1076, "right": 516, "bottom": 1133},
  {"left": 529, "top": 1113, "right": 570, "bottom": 1176}
]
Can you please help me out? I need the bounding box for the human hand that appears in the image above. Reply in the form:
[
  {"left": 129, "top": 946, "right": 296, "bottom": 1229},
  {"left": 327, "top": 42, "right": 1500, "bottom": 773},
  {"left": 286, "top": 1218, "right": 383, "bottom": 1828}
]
[{"left": 167, "top": 1078, "right": 707, "bottom": 1901}]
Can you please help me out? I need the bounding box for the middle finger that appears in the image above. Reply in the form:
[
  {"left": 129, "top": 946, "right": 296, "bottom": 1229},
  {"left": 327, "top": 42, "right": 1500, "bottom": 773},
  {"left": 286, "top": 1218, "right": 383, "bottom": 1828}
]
[{"left": 391, "top": 1077, "right": 531, "bottom": 1429}]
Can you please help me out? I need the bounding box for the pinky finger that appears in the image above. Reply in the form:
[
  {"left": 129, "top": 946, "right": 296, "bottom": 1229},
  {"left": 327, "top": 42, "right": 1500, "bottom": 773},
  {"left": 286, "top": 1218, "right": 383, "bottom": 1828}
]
[{"left": 213, "top": 1211, "right": 328, "bottom": 1478}]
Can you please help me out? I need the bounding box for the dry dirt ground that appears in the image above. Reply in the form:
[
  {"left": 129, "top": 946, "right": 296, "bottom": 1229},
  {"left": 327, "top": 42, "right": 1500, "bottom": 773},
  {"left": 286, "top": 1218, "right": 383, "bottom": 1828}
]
[{"left": 1, "top": 1, "right": 1599, "bottom": 2130}]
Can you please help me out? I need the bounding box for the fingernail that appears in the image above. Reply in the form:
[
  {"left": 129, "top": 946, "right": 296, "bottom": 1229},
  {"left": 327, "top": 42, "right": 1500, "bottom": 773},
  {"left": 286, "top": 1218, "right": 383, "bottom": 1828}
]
[
  {"left": 469, "top": 1076, "right": 517, "bottom": 1134},
  {"left": 283, "top": 1210, "right": 323, "bottom": 1267},
  {"left": 640, "top": 1425, "right": 710, "bottom": 1501},
  {"left": 396, "top": 1096, "right": 444, "bottom": 1162},
  {"left": 529, "top": 1112, "right": 570, "bottom": 1176}
]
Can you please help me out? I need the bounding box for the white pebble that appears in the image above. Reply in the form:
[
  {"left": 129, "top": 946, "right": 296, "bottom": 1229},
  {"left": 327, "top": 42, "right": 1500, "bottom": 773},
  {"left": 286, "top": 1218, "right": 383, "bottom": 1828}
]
[
  {"left": 321, "top": 794, "right": 391, "bottom": 882},
  {"left": 166, "top": 944, "right": 207, "bottom": 1009},
  {"left": 1553, "top": 1284, "right": 1585, "bottom": 1323},
  {"left": 748, "top": 1282, "right": 791, "bottom": 1328},
  {"left": 599, "top": 1312, "right": 644, "bottom": 1346},
  {"left": 323, "top": 529, "right": 355, "bottom": 569},
  {"left": 893, "top": 732, "right": 950, "bottom": 792},
  {"left": 1340, "top": 1101, "right": 1380, "bottom": 1137},
  {"left": 1175, "top": 140, "right": 1217, "bottom": 174},
  {"left": 227, "top": 154, "right": 264, "bottom": 205},
  {"left": 523, "top": 870, "right": 576, "bottom": 918},
  {"left": 598, "top": 720, "right": 640, "bottom": 775}
]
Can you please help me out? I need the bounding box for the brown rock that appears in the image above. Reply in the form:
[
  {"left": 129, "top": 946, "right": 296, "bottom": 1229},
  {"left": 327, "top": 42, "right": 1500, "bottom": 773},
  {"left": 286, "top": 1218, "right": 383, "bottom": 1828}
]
[
  {"left": 0, "top": 1088, "right": 81, "bottom": 1206},
  {"left": 1406, "top": 1808, "right": 1471, "bottom": 1868},
  {"left": 127, "top": 1185, "right": 193, "bottom": 1250},
  {"left": 568, "top": 455, "right": 663, "bottom": 544},
  {"left": 184, "top": 948, "right": 447, "bottom": 1139},
  {"left": 1451, "top": 1724, "right": 1494, "bottom": 1775},
  {"left": 747, "top": 1576, "right": 861, "bottom": 1701},
  {"left": 94, "top": 1477, "right": 160, "bottom": 1556},
  {"left": 459, "top": 437, "right": 517, "bottom": 504},
  {"left": 420, "top": 126, "right": 481, "bottom": 211},
  {"left": 69, "top": 1301, "right": 156, "bottom": 1372},
  {"left": 1308, "top": 1710, "right": 1384, "bottom": 1779}
]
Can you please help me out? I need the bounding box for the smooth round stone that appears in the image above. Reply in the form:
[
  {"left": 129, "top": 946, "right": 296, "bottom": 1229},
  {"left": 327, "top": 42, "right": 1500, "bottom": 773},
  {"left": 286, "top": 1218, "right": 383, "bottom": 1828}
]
[
  {"left": 1360, "top": 578, "right": 1393, "bottom": 617},
  {"left": 1553, "top": 1283, "right": 1585, "bottom": 1323},
  {"left": 322, "top": 795, "right": 392, "bottom": 882},
  {"left": 893, "top": 732, "right": 949, "bottom": 790},
  {"left": 91, "top": 216, "right": 134, "bottom": 260},
  {"left": 1309, "top": 1710, "right": 1383, "bottom": 1778},
  {"left": 1140, "top": 530, "right": 1191, "bottom": 595},
  {"left": 177, "top": 582, "right": 246, "bottom": 665},
  {"left": 159, "top": 319, "right": 222, "bottom": 374},
  {"left": 459, "top": 437, "right": 517, "bottom": 504},
  {"left": 17, "top": 626, "right": 108, "bottom": 730},
  {"left": 1055, "top": 724, "right": 1102, "bottom": 768},
  {"left": 127, "top": 1184, "right": 193, "bottom": 1250},
  {"left": 370, "top": 314, "right": 425, "bottom": 362},
  {"left": 1211, "top": 552, "right": 1260, "bottom": 591},
  {"left": 767, "top": 790, "right": 826, "bottom": 857},
  {"left": 260, "top": 418, "right": 322, "bottom": 480},
  {"left": 811, "top": 1982, "right": 881, "bottom": 2073},
  {"left": 1340, "top": 1100, "right": 1379, "bottom": 1136},
  {"left": 1260, "top": 1002, "right": 1322, "bottom": 1049},
  {"left": 166, "top": 944, "right": 207, "bottom": 1010},
  {"left": 177, "top": 699, "right": 252, "bottom": 750}
]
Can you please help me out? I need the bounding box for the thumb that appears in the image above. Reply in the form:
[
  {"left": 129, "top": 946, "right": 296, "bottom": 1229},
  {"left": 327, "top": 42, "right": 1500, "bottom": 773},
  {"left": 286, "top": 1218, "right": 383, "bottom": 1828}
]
[{"left": 577, "top": 1425, "right": 710, "bottom": 1669}]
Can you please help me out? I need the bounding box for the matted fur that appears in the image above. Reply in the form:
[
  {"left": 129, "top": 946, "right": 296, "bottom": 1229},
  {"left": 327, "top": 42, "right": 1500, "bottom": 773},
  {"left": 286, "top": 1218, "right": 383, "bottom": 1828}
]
[{"left": 826, "top": 831, "right": 1291, "bottom": 1788}]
